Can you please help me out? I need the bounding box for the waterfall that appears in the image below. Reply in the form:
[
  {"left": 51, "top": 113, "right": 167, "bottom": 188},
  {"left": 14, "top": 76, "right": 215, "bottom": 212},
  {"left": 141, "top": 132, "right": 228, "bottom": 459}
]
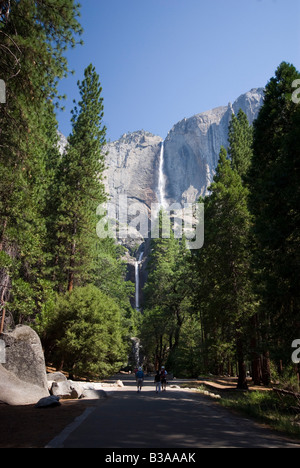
[
  {"left": 135, "top": 261, "right": 139, "bottom": 309},
  {"left": 158, "top": 141, "right": 167, "bottom": 209},
  {"left": 130, "top": 337, "right": 141, "bottom": 368},
  {"left": 135, "top": 252, "right": 144, "bottom": 310}
]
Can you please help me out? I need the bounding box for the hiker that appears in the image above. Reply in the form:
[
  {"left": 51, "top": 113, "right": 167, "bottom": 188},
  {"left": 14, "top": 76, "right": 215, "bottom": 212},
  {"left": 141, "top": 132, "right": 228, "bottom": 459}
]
[
  {"left": 160, "top": 366, "right": 168, "bottom": 391},
  {"left": 136, "top": 366, "right": 144, "bottom": 392},
  {"left": 154, "top": 371, "right": 161, "bottom": 393}
]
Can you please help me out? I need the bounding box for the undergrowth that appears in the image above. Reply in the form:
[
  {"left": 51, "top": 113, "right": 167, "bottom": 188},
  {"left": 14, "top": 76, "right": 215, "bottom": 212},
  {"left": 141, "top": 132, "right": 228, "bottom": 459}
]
[{"left": 218, "top": 390, "right": 300, "bottom": 439}]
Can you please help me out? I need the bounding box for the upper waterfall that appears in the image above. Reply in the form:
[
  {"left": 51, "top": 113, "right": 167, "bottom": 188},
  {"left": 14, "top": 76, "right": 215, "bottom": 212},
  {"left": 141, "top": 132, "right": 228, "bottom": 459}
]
[{"left": 158, "top": 141, "right": 167, "bottom": 209}]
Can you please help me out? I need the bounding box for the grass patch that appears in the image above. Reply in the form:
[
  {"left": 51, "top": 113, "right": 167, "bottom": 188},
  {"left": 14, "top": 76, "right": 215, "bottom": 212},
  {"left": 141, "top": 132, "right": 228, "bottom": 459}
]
[{"left": 217, "top": 389, "right": 300, "bottom": 439}]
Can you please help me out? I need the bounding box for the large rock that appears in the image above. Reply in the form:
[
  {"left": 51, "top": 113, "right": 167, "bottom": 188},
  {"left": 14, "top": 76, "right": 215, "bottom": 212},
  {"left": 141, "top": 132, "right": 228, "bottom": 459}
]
[
  {"left": 163, "top": 88, "right": 264, "bottom": 205},
  {"left": 0, "top": 325, "right": 49, "bottom": 405},
  {"left": 50, "top": 380, "right": 83, "bottom": 400},
  {"left": 103, "top": 131, "right": 163, "bottom": 250},
  {"left": 104, "top": 130, "right": 163, "bottom": 211}
]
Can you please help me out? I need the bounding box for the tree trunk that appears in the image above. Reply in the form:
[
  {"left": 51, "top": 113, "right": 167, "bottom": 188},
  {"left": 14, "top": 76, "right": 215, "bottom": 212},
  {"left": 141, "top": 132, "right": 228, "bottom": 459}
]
[
  {"left": 237, "top": 336, "right": 248, "bottom": 390},
  {"left": 252, "top": 355, "right": 262, "bottom": 386},
  {"left": 0, "top": 218, "right": 8, "bottom": 252},
  {"left": 237, "top": 360, "right": 248, "bottom": 390},
  {"left": 67, "top": 217, "right": 77, "bottom": 293},
  {"left": 262, "top": 350, "right": 271, "bottom": 386},
  {"left": 250, "top": 314, "right": 262, "bottom": 385},
  {"left": 67, "top": 239, "right": 76, "bottom": 293},
  {"left": 67, "top": 270, "right": 74, "bottom": 293}
]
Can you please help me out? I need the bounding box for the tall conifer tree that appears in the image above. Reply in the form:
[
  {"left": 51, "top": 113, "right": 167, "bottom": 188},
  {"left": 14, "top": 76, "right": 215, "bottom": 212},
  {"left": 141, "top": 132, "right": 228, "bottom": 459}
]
[
  {"left": 228, "top": 109, "right": 253, "bottom": 180},
  {"left": 0, "top": 0, "right": 82, "bottom": 322},
  {"left": 248, "top": 62, "right": 300, "bottom": 378},
  {"left": 53, "top": 64, "right": 107, "bottom": 292},
  {"left": 197, "top": 147, "right": 254, "bottom": 388}
]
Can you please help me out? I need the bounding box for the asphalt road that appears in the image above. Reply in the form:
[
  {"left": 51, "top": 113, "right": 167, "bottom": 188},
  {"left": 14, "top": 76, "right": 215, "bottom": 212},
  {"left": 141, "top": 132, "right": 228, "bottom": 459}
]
[{"left": 49, "top": 377, "right": 300, "bottom": 449}]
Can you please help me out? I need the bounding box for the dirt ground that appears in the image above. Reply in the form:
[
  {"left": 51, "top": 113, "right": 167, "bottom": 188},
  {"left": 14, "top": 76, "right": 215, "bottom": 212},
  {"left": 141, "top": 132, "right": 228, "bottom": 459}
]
[
  {"left": 0, "top": 399, "right": 96, "bottom": 448},
  {"left": 196, "top": 376, "right": 272, "bottom": 392}
]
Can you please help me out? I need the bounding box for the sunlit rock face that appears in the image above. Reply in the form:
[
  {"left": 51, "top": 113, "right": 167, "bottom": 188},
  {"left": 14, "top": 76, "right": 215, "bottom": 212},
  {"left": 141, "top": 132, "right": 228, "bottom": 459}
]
[{"left": 163, "top": 88, "right": 264, "bottom": 205}]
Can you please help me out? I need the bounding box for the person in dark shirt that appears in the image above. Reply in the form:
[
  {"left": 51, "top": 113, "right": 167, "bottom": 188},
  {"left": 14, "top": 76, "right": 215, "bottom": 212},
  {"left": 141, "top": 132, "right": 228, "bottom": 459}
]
[{"left": 136, "top": 367, "right": 144, "bottom": 392}]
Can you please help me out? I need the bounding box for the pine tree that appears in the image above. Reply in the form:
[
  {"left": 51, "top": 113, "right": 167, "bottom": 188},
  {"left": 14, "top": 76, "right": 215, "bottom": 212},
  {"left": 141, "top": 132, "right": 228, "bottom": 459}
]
[
  {"left": 196, "top": 147, "right": 254, "bottom": 388},
  {"left": 248, "top": 62, "right": 300, "bottom": 379},
  {"left": 0, "top": 0, "right": 82, "bottom": 323},
  {"left": 53, "top": 64, "right": 107, "bottom": 292},
  {"left": 228, "top": 109, "right": 253, "bottom": 180},
  {"left": 142, "top": 210, "right": 192, "bottom": 371}
]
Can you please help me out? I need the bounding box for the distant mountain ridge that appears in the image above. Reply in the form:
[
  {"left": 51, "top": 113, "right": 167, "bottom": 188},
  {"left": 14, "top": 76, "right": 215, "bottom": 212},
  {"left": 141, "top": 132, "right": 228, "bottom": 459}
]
[
  {"left": 103, "top": 88, "right": 264, "bottom": 217},
  {"left": 163, "top": 88, "right": 264, "bottom": 204},
  {"left": 58, "top": 88, "right": 264, "bottom": 246}
]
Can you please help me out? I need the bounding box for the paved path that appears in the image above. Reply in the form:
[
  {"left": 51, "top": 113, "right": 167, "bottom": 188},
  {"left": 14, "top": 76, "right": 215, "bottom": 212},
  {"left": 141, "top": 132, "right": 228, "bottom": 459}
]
[{"left": 49, "top": 378, "right": 300, "bottom": 449}]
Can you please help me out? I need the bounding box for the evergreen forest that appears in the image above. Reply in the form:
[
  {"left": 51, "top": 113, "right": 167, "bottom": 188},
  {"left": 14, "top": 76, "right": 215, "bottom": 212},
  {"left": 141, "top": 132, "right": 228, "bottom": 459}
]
[{"left": 0, "top": 1, "right": 299, "bottom": 390}]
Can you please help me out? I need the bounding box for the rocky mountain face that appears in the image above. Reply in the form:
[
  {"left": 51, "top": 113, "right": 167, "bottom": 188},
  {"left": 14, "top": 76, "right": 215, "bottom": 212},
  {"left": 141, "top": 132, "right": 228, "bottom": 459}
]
[
  {"left": 103, "top": 88, "right": 264, "bottom": 232},
  {"left": 163, "top": 88, "right": 264, "bottom": 204},
  {"left": 104, "top": 131, "right": 163, "bottom": 249}
]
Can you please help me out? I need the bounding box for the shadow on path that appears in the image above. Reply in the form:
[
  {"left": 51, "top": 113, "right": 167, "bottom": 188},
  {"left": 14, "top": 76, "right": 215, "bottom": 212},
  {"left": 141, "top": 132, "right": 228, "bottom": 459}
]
[{"left": 55, "top": 377, "right": 300, "bottom": 448}]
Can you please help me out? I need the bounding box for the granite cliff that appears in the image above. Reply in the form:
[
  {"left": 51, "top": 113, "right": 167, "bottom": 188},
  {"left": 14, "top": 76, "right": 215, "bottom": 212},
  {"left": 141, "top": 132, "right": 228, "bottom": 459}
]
[
  {"left": 104, "top": 88, "right": 264, "bottom": 222},
  {"left": 163, "top": 88, "right": 264, "bottom": 204}
]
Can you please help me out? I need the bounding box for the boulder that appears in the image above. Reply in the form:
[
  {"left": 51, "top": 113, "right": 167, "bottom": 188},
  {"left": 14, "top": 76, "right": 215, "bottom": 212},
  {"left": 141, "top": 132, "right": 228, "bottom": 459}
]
[
  {"left": 47, "top": 372, "right": 67, "bottom": 383},
  {"left": 35, "top": 395, "right": 61, "bottom": 408},
  {"left": 47, "top": 372, "right": 67, "bottom": 391},
  {"left": 0, "top": 325, "right": 49, "bottom": 406},
  {"left": 50, "top": 380, "right": 83, "bottom": 400},
  {"left": 0, "top": 365, "right": 50, "bottom": 406}
]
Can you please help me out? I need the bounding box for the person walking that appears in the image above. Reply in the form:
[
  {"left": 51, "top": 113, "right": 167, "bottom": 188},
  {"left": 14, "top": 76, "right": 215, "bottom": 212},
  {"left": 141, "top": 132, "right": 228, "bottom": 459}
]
[
  {"left": 154, "top": 371, "right": 161, "bottom": 393},
  {"left": 136, "top": 367, "right": 144, "bottom": 392},
  {"left": 160, "top": 366, "right": 168, "bottom": 391}
]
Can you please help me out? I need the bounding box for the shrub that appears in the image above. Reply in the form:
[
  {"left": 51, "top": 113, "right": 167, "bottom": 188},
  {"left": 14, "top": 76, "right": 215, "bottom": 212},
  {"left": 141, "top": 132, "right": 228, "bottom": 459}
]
[{"left": 43, "top": 285, "right": 128, "bottom": 379}]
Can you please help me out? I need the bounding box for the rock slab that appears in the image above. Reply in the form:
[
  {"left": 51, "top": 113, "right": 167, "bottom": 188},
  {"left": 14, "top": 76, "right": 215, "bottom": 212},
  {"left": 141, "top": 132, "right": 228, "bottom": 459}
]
[{"left": 0, "top": 325, "right": 49, "bottom": 406}]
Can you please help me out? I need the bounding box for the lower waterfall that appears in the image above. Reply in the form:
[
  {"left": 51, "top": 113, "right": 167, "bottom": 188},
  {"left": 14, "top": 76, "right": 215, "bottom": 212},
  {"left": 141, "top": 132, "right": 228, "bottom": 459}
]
[{"left": 135, "top": 252, "right": 144, "bottom": 310}]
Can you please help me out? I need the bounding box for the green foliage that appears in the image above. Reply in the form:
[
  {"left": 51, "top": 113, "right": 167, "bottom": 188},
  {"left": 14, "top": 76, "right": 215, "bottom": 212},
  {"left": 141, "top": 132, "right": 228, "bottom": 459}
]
[
  {"left": 166, "top": 315, "right": 204, "bottom": 378},
  {"left": 192, "top": 146, "right": 254, "bottom": 386},
  {"left": 228, "top": 109, "right": 253, "bottom": 180},
  {"left": 42, "top": 285, "right": 128, "bottom": 379},
  {"left": 141, "top": 211, "right": 192, "bottom": 372},
  {"left": 1, "top": 19, "right": 299, "bottom": 391},
  {"left": 248, "top": 61, "right": 300, "bottom": 363},
  {"left": 52, "top": 64, "right": 107, "bottom": 292},
  {"left": 0, "top": 3, "right": 136, "bottom": 381},
  {"left": 0, "top": 0, "right": 82, "bottom": 322},
  {"left": 219, "top": 390, "right": 300, "bottom": 438}
]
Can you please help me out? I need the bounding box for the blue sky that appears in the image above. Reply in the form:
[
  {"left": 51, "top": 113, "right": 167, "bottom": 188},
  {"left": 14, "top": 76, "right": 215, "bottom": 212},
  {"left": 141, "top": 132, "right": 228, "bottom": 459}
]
[{"left": 57, "top": 0, "right": 300, "bottom": 142}]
